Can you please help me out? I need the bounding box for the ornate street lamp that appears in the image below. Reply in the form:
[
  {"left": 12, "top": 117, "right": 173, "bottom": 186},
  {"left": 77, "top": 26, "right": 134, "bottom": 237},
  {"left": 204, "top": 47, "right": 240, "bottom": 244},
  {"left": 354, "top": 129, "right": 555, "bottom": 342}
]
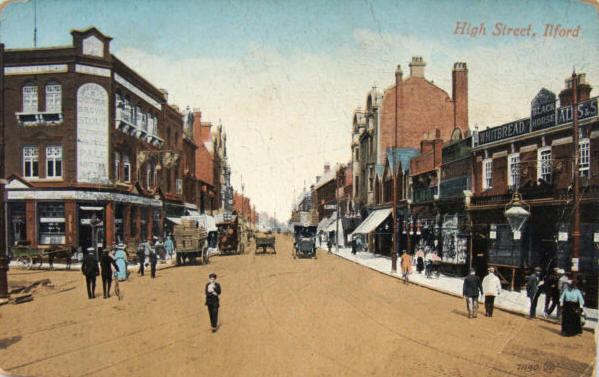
[{"left": 504, "top": 192, "right": 530, "bottom": 240}]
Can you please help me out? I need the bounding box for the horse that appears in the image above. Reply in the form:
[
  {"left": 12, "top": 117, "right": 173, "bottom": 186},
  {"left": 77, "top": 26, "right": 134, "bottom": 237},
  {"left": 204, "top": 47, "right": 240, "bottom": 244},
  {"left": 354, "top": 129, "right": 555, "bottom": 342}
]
[{"left": 46, "top": 245, "right": 75, "bottom": 270}]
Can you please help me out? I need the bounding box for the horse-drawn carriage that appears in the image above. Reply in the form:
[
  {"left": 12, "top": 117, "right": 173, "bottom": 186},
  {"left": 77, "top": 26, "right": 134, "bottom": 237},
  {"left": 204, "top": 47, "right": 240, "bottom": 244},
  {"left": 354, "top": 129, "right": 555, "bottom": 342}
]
[
  {"left": 11, "top": 243, "right": 75, "bottom": 269},
  {"left": 217, "top": 215, "right": 245, "bottom": 255},
  {"left": 255, "top": 235, "right": 276, "bottom": 254},
  {"left": 293, "top": 224, "right": 317, "bottom": 259}
]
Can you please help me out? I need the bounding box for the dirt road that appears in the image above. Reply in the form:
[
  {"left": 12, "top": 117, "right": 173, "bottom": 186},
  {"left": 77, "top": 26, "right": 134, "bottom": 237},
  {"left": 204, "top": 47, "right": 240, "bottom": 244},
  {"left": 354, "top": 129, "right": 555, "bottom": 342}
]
[{"left": 0, "top": 234, "right": 595, "bottom": 377}]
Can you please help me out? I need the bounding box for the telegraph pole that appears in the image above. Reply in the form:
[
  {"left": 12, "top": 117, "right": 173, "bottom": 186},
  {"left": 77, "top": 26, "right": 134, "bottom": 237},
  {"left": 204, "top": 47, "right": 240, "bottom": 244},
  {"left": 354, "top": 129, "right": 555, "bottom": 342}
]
[
  {"left": 571, "top": 71, "right": 580, "bottom": 282},
  {"left": 0, "top": 43, "right": 8, "bottom": 300}
]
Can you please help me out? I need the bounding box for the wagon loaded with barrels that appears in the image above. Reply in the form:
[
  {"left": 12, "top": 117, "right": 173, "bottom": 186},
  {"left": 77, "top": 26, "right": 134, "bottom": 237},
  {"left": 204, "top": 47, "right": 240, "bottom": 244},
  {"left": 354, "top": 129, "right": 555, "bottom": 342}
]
[
  {"left": 173, "top": 218, "right": 209, "bottom": 265},
  {"left": 217, "top": 215, "right": 245, "bottom": 255}
]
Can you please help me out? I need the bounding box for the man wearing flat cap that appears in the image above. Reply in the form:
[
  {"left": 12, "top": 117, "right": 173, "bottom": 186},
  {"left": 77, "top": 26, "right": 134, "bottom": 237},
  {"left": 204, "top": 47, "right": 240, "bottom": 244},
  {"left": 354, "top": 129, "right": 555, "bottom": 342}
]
[
  {"left": 482, "top": 267, "right": 502, "bottom": 317},
  {"left": 205, "top": 273, "right": 222, "bottom": 332}
]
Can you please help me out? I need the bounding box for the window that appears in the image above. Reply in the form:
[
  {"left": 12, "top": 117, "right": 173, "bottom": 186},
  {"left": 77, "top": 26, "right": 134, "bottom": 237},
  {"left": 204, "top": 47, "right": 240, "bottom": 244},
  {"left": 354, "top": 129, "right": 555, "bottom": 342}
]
[
  {"left": 508, "top": 153, "right": 520, "bottom": 188},
  {"left": 538, "top": 147, "right": 552, "bottom": 183},
  {"left": 46, "top": 146, "right": 62, "bottom": 178},
  {"left": 38, "top": 202, "right": 65, "bottom": 244},
  {"left": 123, "top": 154, "right": 131, "bottom": 182},
  {"left": 45, "top": 83, "right": 62, "bottom": 113},
  {"left": 146, "top": 163, "right": 151, "bottom": 188},
  {"left": 369, "top": 167, "right": 374, "bottom": 191},
  {"left": 482, "top": 158, "right": 492, "bottom": 190},
  {"left": 23, "top": 147, "right": 39, "bottom": 178},
  {"left": 23, "top": 84, "right": 38, "bottom": 113},
  {"left": 579, "top": 139, "right": 590, "bottom": 177},
  {"left": 153, "top": 165, "right": 158, "bottom": 186},
  {"left": 114, "top": 152, "right": 120, "bottom": 181},
  {"left": 136, "top": 106, "right": 142, "bottom": 128},
  {"left": 176, "top": 178, "right": 183, "bottom": 195},
  {"left": 141, "top": 112, "right": 148, "bottom": 132},
  {"left": 152, "top": 115, "right": 158, "bottom": 135}
]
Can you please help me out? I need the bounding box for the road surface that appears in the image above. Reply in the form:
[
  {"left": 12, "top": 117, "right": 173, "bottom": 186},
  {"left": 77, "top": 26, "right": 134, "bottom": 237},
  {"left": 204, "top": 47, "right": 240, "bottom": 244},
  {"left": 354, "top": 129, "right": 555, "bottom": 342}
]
[{"left": 0, "top": 234, "right": 595, "bottom": 377}]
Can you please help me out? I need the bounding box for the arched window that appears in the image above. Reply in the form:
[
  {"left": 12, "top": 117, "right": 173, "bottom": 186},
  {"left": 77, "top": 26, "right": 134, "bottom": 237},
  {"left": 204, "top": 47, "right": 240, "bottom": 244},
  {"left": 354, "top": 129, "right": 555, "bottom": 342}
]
[
  {"left": 45, "top": 82, "right": 62, "bottom": 113},
  {"left": 22, "top": 83, "right": 38, "bottom": 113}
]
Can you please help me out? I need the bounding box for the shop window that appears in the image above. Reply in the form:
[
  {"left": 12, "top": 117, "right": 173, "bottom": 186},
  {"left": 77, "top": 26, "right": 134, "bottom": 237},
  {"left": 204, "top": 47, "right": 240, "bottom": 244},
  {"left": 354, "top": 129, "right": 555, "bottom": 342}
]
[
  {"left": 130, "top": 207, "right": 137, "bottom": 238},
  {"left": 482, "top": 158, "right": 492, "bottom": 190},
  {"left": 38, "top": 202, "right": 65, "bottom": 244},
  {"left": 8, "top": 203, "right": 26, "bottom": 246},
  {"left": 23, "top": 146, "right": 39, "bottom": 179},
  {"left": 45, "top": 82, "right": 62, "bottom": 113},
  {"left": 115, "top": 204, "right": 124, "bottom": 244},
  {"left": 46, "top": 146, "right": 62, "bottom": 178},
  {"left": 22, "top": 84, "right": 38, "bottom": 113},
  {"left": 538, "top": 147, "right": 552, "bottom": 183},
  {"left": 140, "top": 207, "right": 148, "bottom": 241},
  {"left": 123, "top": 154, "right": 131, "bottom": 182},
  {"left": 508, "top": 153, "right": 520, "bottom": 188},
  {"left": 579, "top": 138, "right": 590, "bottom": 177}
]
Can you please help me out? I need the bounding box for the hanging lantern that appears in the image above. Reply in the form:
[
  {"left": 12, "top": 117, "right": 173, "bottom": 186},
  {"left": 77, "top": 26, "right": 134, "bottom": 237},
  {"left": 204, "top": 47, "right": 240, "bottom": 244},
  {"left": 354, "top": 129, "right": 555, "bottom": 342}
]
[{"left": 504, "top": 192, "right": 530, "bottom": 240}]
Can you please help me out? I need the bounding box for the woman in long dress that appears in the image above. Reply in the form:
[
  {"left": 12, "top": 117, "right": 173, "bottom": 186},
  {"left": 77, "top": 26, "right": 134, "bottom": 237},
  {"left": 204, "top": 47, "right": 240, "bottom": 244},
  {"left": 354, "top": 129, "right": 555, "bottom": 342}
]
[
  {"left": 114, "top": 244, "right": 128, "bottom": 281},
  {"left": 560, "top": 280, "right": 584, "bottom": 336}
]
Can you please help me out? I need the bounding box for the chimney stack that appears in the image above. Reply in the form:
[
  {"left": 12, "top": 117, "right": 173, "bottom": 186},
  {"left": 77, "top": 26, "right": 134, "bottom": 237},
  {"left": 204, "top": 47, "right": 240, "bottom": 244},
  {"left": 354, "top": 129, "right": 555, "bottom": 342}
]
[
  {"left": 159, "top": 88, "right": 169, "bottom": 102},
  {"left": 452, "top": 62, "right": 468, "bottom": 131},
  {"left": 409, "top": 56, "right": 426, "bottom": 78}
]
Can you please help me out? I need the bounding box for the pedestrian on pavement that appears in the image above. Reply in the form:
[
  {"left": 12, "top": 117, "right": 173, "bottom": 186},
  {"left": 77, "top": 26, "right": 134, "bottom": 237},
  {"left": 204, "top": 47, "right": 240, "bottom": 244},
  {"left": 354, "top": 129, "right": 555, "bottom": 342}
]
[
  {"left": 355, "top": 236, "right": 362, "bottom": 253},
  {"left": 100, "top": 248, "right": 119, "bottom": 299},
  {"left": 327, "top": 238, "right": 332, "bottom": 254},
  {"left": 137, "top": 242, "right": 146, "bottom": 276},
  {"left": 482, "top": 267, "right": 502, "bottom": 317},
  {"left": 82, "top": 247, "right": 99, "bottom": 299},
  {"left": 114, "top": 243, "right": 128, "bottom": 281},
  {"left": 205, "top": 273, "right": 222, "bottom": 333},
  {"left": 149, "top": 244, "right": 157, "bottom": 279},
  {"left": 560, "top": 279, "right": 584, "bottom": 336},
  {"left": 557, "top": 269, "right": 569, "bottom": 318},
  {"left": 164, "top": 235, "right": 175, "bottom": 260},
  {"left": 351, "top": 236, "right": 357, "bottom": 255},
  {"left": 424, "top": 252, "right": 434, "bottom": 278},
  {"left": 526, "top": 267, "right": 542, "bottom": 318},
  {"left": 544, "top": 268, "right": 560, "bottom": 318},
  {"left": 415, "top": 248, "right": 425, "bottom": 274},
  {"left": 462, "top": 268, "right": 483, "bottom": 318},
  {"left": 400, "top": 250, "right": 412, "bottom": 284}
]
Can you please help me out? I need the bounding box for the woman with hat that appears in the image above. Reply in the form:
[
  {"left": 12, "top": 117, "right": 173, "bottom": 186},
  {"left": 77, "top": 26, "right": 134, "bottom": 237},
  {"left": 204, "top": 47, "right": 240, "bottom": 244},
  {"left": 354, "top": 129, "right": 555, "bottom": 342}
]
[
  {"left": 114, "top": 243, "right": 128, "bottom": 281},
  {"left": 560, "top": 279, "right": 584, "bottom": 336}
]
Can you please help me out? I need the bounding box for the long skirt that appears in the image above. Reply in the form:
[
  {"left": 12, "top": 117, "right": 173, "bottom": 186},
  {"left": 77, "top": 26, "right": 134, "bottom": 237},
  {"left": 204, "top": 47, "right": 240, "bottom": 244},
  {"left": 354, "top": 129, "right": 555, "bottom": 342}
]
[
  {"left": 115, "top": 258, "right": 127, "bottom": 280},
  {"left": 561, "top": 301, "right": 582, "bottom": 336}
]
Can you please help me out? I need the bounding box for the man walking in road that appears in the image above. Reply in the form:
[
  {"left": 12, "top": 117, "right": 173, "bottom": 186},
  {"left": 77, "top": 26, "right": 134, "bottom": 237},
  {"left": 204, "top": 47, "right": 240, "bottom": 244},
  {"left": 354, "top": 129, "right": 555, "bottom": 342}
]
[
  {"left": 205, "top": 273, "right": 222, "bottom": 333},
  {"left": 137, "top": 242, "right": 145, "bottom": 276},
  {"left": 527, "top": 267, "right": 542, "bottom": 318},
  {"left": 482, "top": 267, "right": 502, "bottom": 317},
  {"left": 149, "top": 244, "right": 157, "bottom": 279},
  {"left": 100, "top": 248, "right": 119, "bottom": 299},
  {"left": 82, "top": 247, "right": 99, "bottom": 299},
  {"left": 462, "top": 268, "right": 483, "bottom": 318}
]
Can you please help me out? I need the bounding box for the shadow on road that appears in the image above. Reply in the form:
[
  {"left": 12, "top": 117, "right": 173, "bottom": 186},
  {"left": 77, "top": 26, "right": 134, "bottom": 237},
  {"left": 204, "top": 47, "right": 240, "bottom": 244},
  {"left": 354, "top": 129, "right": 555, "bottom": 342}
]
[{"left": 0, "top": 336, "right": 22, "bottom": 350}]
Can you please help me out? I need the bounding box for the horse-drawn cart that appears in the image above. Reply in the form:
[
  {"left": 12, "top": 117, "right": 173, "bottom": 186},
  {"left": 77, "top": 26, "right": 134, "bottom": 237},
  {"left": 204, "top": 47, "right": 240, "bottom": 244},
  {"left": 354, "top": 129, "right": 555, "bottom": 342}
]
[
  {"left": 255, "top": 236, "right": 276, "bottom": 254},
  {"left": 217, "top": 215, "right": 245, "bottom": 255},
  {"left": 11, "top": 244, "right": 75, "bottom": 269}
]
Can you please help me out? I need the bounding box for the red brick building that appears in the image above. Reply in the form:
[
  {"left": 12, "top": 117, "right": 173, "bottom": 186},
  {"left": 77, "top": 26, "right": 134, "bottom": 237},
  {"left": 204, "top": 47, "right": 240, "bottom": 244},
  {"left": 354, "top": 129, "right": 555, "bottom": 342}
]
[
  {"left": 470, "top": 73, "right": 599, "bottom": 304},
  {"left": 1, "top": 27, "right": 190, "bottom": 252}
]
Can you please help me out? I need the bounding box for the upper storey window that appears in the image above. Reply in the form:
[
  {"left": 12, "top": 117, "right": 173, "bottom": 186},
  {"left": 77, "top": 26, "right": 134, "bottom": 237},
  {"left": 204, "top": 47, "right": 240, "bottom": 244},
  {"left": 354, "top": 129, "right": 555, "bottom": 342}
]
[
  {"left": 22, "top": 84, "right": 38, "bottom": 113},
  {"left": 45, "top": 83, "right": 62, "bottom": 113}
]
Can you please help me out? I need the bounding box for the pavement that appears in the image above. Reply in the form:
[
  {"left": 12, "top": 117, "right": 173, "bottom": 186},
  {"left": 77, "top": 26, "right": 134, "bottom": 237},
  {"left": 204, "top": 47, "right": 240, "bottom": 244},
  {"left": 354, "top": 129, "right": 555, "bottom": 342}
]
[{"left": 322, "top": 245, "right": 598, "bottom": 330}]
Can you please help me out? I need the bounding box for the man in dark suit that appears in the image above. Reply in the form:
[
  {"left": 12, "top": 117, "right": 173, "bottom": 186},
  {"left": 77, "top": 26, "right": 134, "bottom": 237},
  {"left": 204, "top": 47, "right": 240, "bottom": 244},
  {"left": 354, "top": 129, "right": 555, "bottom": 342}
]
[
  {"left": 205, "top": 273, "right": 222, "bottom": 332},
  {"left": 82, "top": 247, "right": 99, "bottom": 299},
  {"left": 100, "top": 248, "right": 119, "bottom": 298},
  {"left": 137, "top": 242, "right": 145, "bottom": 276}
]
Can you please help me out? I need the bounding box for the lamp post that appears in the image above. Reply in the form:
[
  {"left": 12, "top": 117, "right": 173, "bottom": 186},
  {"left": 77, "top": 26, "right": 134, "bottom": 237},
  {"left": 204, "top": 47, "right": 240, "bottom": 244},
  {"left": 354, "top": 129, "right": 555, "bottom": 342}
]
[
  {"left": 391, "top": 65, "right": 401, "bottom": 273},
  {"left": 504, "top": 191, "right": 530, "bottom": 242}
]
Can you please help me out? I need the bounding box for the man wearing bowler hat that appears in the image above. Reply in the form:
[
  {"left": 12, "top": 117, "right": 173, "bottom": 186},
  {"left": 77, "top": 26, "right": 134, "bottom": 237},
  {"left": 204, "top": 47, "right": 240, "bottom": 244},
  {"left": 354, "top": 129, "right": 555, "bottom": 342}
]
[{"left": 205, "top": 273, "right": 222, "bottom": 332}]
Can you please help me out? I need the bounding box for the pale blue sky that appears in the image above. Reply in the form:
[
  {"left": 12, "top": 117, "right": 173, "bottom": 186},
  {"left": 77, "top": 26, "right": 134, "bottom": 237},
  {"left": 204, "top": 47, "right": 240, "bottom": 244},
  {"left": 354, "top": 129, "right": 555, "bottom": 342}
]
[{"left": 1, "top": 0, "right": 598, "bottom": 221}]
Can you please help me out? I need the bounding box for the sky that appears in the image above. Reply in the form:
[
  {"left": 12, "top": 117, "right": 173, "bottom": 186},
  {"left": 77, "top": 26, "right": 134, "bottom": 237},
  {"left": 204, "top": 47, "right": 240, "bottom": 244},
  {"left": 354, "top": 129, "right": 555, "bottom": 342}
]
[{"left": 1, "top": 0, "right": 598, "bottom": 222}]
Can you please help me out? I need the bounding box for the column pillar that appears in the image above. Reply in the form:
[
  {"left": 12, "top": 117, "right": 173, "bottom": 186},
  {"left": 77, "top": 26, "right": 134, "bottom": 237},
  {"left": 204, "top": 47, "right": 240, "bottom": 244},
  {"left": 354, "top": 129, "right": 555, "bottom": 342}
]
[
  {"left": 25, "top": 199, "right": 36, "bottom": 247},
  {"left": 135, "top": 206, "right": 141, "bottom": 243},
  {"left": 64, "top": 199, "right": 77, "bottom": 247},
  {"left": 124, "top": 204, "right": 131, "bottom": 242},
  {"left": 147, "top": 206, "right": 153, "bottom": 241},
  {"left": 105, "top": 201, "right": 115, "bottom": 248}
]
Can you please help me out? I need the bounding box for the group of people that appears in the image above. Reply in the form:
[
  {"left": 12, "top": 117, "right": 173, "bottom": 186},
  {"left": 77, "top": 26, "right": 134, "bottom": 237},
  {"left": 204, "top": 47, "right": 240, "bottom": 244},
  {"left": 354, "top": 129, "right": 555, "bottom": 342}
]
[
  {"left": 526, "top": 266, "right": 585, "bottom": 336},
  {"left": 462, "top": 267, "right": 501, "bottom": 318},
  {"left": 81, "top": 244, "right": 127, "bottom": 299}
]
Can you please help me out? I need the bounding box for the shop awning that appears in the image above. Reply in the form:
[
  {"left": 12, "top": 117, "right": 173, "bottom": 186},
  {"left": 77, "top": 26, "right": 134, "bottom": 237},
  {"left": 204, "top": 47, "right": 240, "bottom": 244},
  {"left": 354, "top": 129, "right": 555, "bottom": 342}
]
[
  {"left": 351, "top": 208, "right": 392, "bottom": 235},
  {"left": 166, "top": 217, "right": 181, "bottom": 225},
  {"left": 326, "top": 217, "right": 339, "bottom": 232}
]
